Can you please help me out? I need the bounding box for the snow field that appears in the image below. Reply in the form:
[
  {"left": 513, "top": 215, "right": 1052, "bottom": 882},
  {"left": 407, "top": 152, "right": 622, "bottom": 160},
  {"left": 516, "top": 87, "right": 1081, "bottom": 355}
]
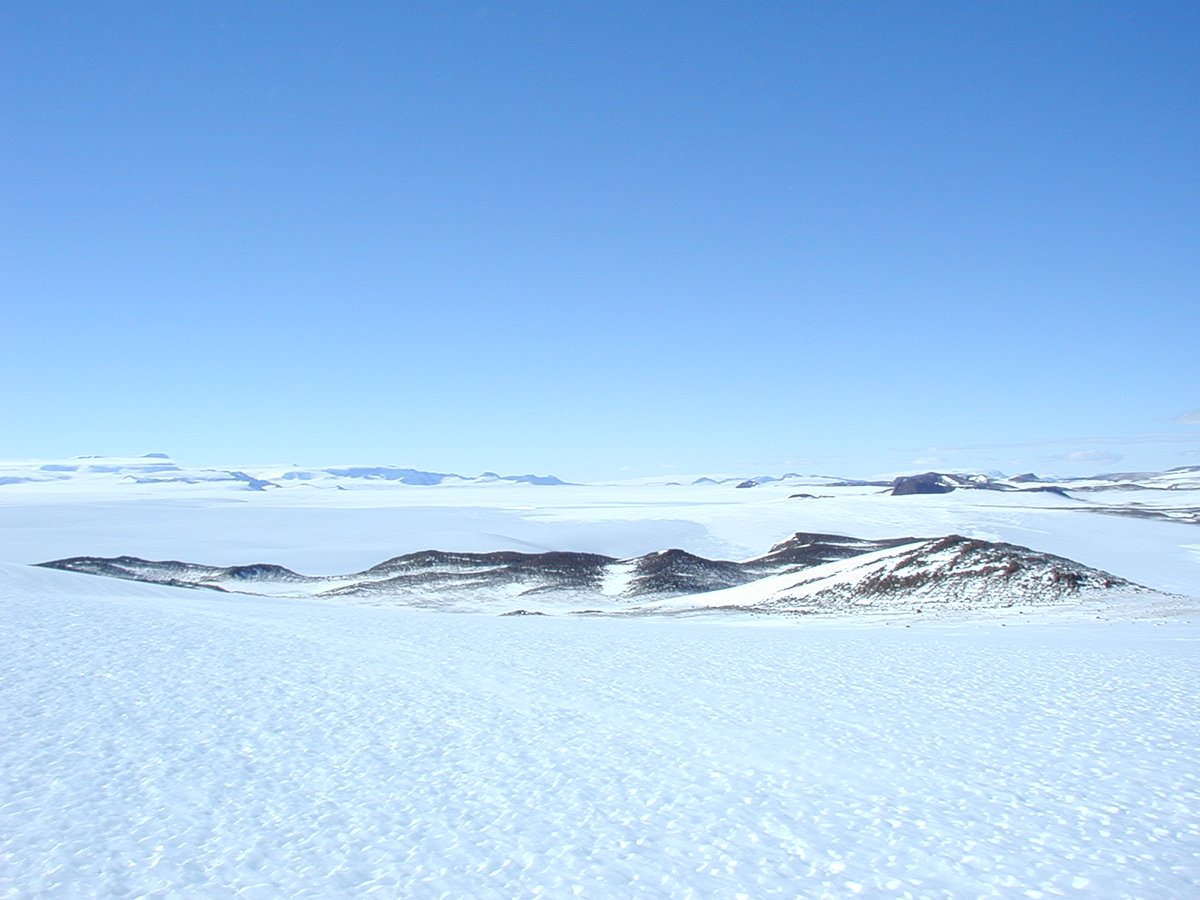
[
  {"left": 2, "top": 568, "right": 1198, "bottom": 898},
  {"left": 3, "top": 479, "right": 1198, "bottom": 598}
]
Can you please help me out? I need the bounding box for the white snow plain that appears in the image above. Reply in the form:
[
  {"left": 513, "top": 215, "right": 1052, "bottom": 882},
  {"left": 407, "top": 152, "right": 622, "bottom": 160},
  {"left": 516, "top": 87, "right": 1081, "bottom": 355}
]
[
  {"left": 3, "top": 564, "right": 1198, "bottom": 898},
  {"left": 2, "top": 461, "right": 1200, "bottom": 896}
]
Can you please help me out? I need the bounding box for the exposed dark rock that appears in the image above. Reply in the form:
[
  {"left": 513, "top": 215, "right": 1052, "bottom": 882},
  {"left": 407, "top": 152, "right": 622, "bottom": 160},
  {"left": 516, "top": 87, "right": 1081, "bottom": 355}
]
[
  {"left": 39, "top": 529, "right": 1151, "bottom": 615},
  {"left": 40, "top": 555, "right": 307, "bottom": 586},
  {"left": 365, "top": 550, "right": 614, "bottom": 579},
  {"left": 626, "top": 549, "right": 749, "bottom": 596},
  {"left": 890, "top": 472, "right": 1020, "bottom": 495},
  {"left": 756, "top": 533, "right": 1137, "bottom": 614},
  {"left": 746, "top": 533, "right": 917, "bottom": 573},
  {"left": 321, "top": 550, "right": 619, "bottom": 599},
  {"left": 851, "top": 534, "right": 1129, "bottom": 599},
  {"left": 225, "top": 563, "right": 305, "bottom": 581},
  {"left": 891, "top": 473, "right": 957, "bottom": 495}
]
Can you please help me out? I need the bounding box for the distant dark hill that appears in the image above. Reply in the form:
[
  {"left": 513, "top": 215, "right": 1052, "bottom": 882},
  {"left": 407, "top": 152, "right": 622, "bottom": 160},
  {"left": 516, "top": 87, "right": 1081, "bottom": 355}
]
[{"left": 39, "top": 530, "right": 1150, "bottom": 616}]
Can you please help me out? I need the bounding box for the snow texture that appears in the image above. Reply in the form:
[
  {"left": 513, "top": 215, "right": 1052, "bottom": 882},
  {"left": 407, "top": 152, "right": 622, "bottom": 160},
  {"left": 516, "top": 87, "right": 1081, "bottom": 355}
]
[
  {"left": 2, "top": 456, "right": 1200, "bottom": 897},
  {"left": 2, "top": 564, "right": 1199, "bottom": 898}
]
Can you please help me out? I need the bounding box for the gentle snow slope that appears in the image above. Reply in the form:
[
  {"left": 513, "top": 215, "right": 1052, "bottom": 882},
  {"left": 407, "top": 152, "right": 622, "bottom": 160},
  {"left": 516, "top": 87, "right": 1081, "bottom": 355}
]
[{"left": 2, "top": 563, "right": 1198, "bottom": 898}]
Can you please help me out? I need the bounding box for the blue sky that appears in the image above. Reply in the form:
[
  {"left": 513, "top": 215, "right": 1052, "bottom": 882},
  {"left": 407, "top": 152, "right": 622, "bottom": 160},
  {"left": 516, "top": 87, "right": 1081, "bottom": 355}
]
[{"left": 3, "top": 1, "right": 1197, "bottom": 479}]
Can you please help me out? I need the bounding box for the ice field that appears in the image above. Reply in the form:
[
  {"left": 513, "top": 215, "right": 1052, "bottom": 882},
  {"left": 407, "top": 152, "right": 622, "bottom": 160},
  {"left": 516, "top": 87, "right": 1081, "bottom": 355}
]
[{"left": 2, "top": 464, "right": 1199, "bottom": 896}]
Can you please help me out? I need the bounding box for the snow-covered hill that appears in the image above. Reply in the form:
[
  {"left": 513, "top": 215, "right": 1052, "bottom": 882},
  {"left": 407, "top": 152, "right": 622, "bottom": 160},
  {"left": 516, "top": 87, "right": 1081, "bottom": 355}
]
[
  {"left": 646, "top": 534, "right": 1147, "bottom": 617},
  {"left": 41, "top": 530, "right": 1158, "bottom": 618}
]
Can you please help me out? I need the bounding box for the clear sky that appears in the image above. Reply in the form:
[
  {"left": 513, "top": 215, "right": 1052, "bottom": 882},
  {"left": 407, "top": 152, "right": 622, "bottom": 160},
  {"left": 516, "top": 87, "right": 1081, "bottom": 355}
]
[{"left": 3, "top": 1, "right": 1197, "bottom": 480}]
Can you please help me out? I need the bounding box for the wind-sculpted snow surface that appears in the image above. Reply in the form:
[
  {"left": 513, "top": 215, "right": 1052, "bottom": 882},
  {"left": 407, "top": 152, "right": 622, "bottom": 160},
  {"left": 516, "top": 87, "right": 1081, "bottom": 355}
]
[{"left": 1, "top": 564, "right": 1198, "bottom": 897}]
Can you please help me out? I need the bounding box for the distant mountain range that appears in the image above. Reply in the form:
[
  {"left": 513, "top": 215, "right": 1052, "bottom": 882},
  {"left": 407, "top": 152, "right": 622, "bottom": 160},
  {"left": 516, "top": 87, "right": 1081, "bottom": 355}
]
[
  {"left": 0, "top": 454, "right": 567, "bottom": 489},
  {"left": 2, "top": 455, "right": 1198, "bottom": 499},
  {"left": 884, "top": 468, "right": 1200, "bottom": 495},
  {"left": 41, "top": 530, "right": 1151, "bottom": 618},
  {"left": 690, "top": 467, "right": 1200, "bottom": 494}
]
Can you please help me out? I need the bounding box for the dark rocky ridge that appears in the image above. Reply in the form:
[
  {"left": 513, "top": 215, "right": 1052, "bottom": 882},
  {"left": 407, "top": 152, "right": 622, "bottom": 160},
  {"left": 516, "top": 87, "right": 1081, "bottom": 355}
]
[
  {"left": 747, "top": 533, "right": 917, "bottom": 572},
  {"left": 890, "top": 472, "right": 1071, "bottom": 497},
  {"left": 38, "top": 530, "right": 1147, "bottom": 615},
  {"left": 627, "top": 549, "right": 748, "bottom": 595},
  {"left": 756, "top": 535, "right": 1135, "bottom": 614},
  {"left": 332, "top": 550, "right": 616, "bottom": 598},
  {"left": 46, "top": 555, "right": 309, "bottom": 586}
]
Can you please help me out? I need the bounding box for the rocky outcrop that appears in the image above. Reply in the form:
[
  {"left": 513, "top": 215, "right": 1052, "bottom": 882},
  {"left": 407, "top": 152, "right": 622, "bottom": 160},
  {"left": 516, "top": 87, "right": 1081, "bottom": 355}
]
[
  {"left": 39, "top": 531, "right": 1150, "bottom": 616},
  {"left": 891, "top": 472, "right": 961, "bottom": 495}
]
